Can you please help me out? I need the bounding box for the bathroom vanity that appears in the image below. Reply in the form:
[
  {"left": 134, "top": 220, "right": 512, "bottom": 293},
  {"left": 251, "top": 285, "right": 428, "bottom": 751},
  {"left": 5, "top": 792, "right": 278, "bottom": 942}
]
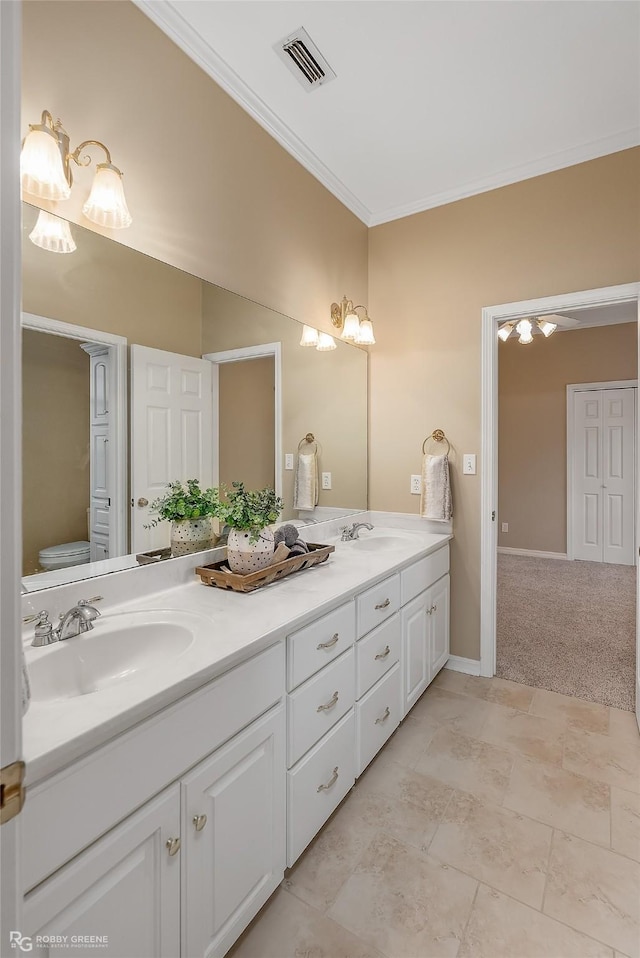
[{"left": 20, "top": 521, "right": 450, "bottom": 957}]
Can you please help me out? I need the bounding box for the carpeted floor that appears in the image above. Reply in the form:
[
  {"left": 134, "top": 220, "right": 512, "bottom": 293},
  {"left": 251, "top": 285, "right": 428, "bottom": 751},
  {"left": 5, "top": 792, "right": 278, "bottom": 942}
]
[{"left": 496, "top": 554, "right": 636, "bottom": 711}]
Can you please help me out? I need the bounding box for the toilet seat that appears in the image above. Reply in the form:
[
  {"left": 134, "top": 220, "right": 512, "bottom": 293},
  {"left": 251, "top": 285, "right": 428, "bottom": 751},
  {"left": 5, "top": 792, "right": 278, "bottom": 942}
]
[{"left": 39, "top": 541, "right": 91, "bottom": 570}]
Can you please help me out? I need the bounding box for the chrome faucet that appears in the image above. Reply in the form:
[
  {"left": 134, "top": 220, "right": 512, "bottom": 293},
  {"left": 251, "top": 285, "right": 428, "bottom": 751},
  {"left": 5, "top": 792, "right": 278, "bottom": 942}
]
[
  {"left": 340, "top": 522, "right": 374, "bottom": 541},
  {"left": 26, "top": 597, "right": 102, "bottom": 647}
]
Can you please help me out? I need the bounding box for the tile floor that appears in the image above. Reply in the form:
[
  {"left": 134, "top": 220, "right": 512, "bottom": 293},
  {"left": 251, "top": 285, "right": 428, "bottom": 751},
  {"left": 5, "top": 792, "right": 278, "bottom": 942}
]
[{"left": 229, "top": 672, "right": 640, "bottom": 958}]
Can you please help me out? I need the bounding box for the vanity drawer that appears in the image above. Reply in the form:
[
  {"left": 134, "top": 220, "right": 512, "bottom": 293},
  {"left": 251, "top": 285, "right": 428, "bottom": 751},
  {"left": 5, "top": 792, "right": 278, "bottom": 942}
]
[
  {"left": 356, "top": 573, "right": 401, "bottom": 638},
  {"left": 401, "top": 544, "right": 449, "bottom": 605},
  {"left": 287, "top": 710, "right": 355, "bottom": 867},
  {"left": 356, "top": 613, "right": 401, "bottom": 699},
  {"left": 287, "top": 601, "right": 355, "bottom": 691},
  {"left": 287, "top": 648, "right": 355, "bottom": 767},
  {"left": 356, "top": 663, "right": 402, "bottom": 777}
]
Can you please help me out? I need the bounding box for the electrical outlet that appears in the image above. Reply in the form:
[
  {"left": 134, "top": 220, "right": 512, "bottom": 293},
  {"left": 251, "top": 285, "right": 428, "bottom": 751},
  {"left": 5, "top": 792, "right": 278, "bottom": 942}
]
[
  {"left": 501, "top": 522, "right": 509, "bottom": 533},
  {"left": 285, "top": 453, "right": 294, "bottom": 470},
  {"left": 463, "top": 454, "right": 477, "bottom": 475},
  {"left": 321, "top": 472, "right": 332, "bottom": 490},
  {"left": 410, "top": 475, "right": 422, "bottom": 495}
]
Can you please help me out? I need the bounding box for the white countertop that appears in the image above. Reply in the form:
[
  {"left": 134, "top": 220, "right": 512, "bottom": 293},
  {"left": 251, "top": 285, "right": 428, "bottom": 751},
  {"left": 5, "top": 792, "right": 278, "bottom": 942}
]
[{"left": 23, "top": 521, "right": 451, "bottom": 785}]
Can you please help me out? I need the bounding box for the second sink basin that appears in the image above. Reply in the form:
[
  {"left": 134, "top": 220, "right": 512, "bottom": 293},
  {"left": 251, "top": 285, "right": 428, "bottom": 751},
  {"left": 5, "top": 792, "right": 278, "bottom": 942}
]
[{"left": 28, "top": 609, "right": 206, "bottom": 703}]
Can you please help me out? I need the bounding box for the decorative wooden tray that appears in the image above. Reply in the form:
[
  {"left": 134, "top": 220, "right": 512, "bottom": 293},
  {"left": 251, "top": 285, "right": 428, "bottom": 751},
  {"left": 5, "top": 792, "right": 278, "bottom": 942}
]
[
  {"left": 195, "top": 543, "right": 335, "bottom": 593},
  {"left": 136, "top": 547, "right": 173, "bottom": 565}
]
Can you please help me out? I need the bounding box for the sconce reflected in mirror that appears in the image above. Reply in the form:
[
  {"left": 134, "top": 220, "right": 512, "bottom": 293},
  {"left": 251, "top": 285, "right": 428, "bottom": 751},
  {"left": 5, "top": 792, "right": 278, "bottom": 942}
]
[
  {"left": 330, "top": 295, "right": 376, "bottom": 345},
  {"left": 299, "top": 325, "right": 337, "bottom": 351},
  {"left": 21, "top": 109, "right": 132, "bottom": 253}
]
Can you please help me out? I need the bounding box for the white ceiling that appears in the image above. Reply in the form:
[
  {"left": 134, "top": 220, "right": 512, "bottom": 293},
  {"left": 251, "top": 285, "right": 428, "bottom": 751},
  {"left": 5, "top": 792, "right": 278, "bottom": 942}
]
[{"left": 137, "top": 1, "right": 640, "bottom": 226}]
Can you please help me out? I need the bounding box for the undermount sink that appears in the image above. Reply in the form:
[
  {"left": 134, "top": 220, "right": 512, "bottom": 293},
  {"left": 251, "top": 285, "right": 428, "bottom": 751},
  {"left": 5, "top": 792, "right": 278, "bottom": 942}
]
[
  {"left": 338, "top": 528, "right": 417, "bottom": 551},
  {"left": 28, "top": 610, "right": 205, "bottom": 703}
]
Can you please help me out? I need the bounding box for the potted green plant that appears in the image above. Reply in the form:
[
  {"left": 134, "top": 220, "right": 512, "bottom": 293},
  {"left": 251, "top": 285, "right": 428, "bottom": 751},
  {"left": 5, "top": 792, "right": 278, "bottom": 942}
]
[
  {"left": 216, "top": 481, "right": 284, "bottom": 574},
  {"left": 146, "top": 479, "right": 220, "bottom": 556}
]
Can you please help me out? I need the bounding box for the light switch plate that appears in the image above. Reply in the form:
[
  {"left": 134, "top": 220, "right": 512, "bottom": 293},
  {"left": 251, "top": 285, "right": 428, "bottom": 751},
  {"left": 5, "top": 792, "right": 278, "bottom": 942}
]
[
  {"left": 463, "top": 454, "right": 477, "bottom": 475},
  {"left": 285, "top": 453, "right": 294, "bottom": 470},
  {"left": 501, "top": 522, "right": 509, "bottom": 533},
  {"left": 410, "top": 475, "right": 422, "bottom": 495},
  {"left": 321, "top": 472, "right": 332, "bottom": 490}
]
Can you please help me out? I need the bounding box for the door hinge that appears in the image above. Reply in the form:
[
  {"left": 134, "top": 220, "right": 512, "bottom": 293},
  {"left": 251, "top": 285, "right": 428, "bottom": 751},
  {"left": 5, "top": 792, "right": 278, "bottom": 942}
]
[
  {"left": 0, "top": 760, "right": 26, "bottom": 825},
  {"left": 491, "top": 511, "right": 496, "bottom": 521}
]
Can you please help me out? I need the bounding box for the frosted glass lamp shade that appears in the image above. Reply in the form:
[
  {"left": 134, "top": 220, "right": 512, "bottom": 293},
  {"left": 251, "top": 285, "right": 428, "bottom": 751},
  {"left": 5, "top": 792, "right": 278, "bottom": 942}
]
[
  {"left": 299, "top": 325, "right": 319, "bottom": 347},
  {"left": 316, "top": 332, "right": 337, "bottom": 351},
  {"left": 516, "top": 318, "right": 533, "bottom": 344},
  {"left": 82, "top": 163, "right": 132, "bottom": 229},
  {"left": 356, "top": 318, "right": 376, "bottom": 344},
  {"left": 20, "top": 129, "right": 71, "bottom": 201},
  {"left": 537, "top": 319, "right": 557, "bottom": 337},
  {"left": 29, "top": 210, "right": 76, "bottom": 254},
  {"left": 497, "top": 322, "right": 514, "bottom": 342},
  {"left": 341, "top": 310, "right": 360, "bottom": 341}
]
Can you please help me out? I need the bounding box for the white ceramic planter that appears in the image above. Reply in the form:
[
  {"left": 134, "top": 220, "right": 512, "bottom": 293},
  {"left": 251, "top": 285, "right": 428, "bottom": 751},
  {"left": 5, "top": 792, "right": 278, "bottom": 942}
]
[
  {"left": 227, "top": 527, "right": 275, "bottom": 574},
  {"left": 170, "top": 517, "right": 216, "bottom": 557}
]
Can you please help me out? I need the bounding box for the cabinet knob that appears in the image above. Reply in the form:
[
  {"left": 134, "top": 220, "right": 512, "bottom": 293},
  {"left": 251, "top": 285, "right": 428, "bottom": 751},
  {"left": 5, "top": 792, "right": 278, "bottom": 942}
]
[
  {"left": 375, "top": 645, "right": 391, "bottom": 661},
  {"left": 137, "top": 497, "right": 149, "bottom": 507},
  {"left": 426, "top": 604, "right": 437, "bottom": 615},
  {"left": 317, "top": 691, "right": 339, "bottom": 712},
  {"left": 192, "top": 814, "right": 207, "bottom": 832},
  {"left": 166, "top": 837, "right": 181, "bottom": 857},
  {"left": 375, "top": 598, "right": 391, "bottom": 610},
  {"left": 317, "top": 633, "right": 339, "bottom": 650},
  {"left": 317, "top": 767, "right": 339, "bottom": 792},
  {"left": 375, "top": 707, "right": 391, "bottom": 725}
]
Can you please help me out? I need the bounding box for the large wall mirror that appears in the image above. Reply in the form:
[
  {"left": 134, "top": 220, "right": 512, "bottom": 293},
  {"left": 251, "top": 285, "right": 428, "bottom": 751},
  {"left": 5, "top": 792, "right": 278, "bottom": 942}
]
[{"left": 21, "top": 202, "right": 368, "bottom": 592}]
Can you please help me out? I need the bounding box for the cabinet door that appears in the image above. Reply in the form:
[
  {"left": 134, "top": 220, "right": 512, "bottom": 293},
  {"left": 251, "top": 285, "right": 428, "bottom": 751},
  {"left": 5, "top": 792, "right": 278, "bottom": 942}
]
[
  {"left": 23, "top": 785, "right": 180, "bottom": 958},
  {"left": 400, "top": 591, "right": 430, "bottom": 718},
  {"left": 429, "top": 574, "right": 450, "bottom": 677},
  {"left": 182, "top": 705, "right": 285, "bottom": 958}
]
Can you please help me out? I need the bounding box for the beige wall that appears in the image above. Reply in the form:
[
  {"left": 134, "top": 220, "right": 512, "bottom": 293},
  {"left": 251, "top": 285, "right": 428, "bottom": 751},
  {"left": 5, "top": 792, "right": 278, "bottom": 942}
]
[
  {"left": 22, "top": 1, "right": 368, "bottom": 335},
  {"left": 369, "top": 148, "right": 640, "bottom": 660},
  {"left": 219, "top": 358, "right": 276, "bottom": 493},
  {"left": 22, "top": 330, "right": 90, "bottom": 574},
  {"left": 499, "top": 323, "right": 637, "bottom": 554},
  {"left": 202, "top": 284, "right": 368, "bottom": 517}
]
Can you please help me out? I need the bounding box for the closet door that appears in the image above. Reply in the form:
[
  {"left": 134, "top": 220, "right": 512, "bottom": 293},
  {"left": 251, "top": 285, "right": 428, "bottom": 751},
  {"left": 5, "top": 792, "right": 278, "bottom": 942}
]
[
  {"left": 602, "top": 388, "right": 635, "bottom": 565},
  {"left": 572, "top": 390, "right": 604, "bottom": 562}
]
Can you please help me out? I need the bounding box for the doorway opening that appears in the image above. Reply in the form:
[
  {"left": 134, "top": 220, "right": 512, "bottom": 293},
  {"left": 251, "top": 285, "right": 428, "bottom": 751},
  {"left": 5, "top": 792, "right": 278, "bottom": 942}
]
[{"left": 481, "top": 284, "right": 640, "bottom": 717}]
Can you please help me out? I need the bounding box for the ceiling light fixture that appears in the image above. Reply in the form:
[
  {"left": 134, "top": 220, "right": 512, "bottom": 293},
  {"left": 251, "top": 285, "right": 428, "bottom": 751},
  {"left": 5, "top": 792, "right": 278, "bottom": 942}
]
[
  {"left": 20, "top": 110, "right": 132, "bottom": 246},
  {"left": 330, "top": 295, "right": 376, "bottom": 345},
  {"left": 498, "top": 316, "right": 559, "bottom": 344}
]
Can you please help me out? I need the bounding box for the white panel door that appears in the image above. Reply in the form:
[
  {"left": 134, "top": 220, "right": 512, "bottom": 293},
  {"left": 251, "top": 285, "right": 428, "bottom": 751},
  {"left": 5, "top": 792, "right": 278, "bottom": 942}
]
[
  {"left": 182, "top": 706, "right": 285, "bottom": 958},
  {"left": 571, "top": 388, "right": 635, "bottom": 565},
  {"left": 23, "top": 786, "right": 181, "bottom": 958},
  {"left": 602, "top": 388, "right": 635, "bottom": 565},
  {"left": 131, "top": 346, "right": 213, "bottom": 552}
]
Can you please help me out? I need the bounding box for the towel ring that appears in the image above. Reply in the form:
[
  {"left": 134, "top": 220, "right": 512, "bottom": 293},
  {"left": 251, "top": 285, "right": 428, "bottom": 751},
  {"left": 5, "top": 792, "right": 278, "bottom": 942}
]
[
  {"left": 422, "top": 429, "right": 451, "bottom": 456},
  {"left": 298, "top": 433, "right": 319, "bottom": 454}
]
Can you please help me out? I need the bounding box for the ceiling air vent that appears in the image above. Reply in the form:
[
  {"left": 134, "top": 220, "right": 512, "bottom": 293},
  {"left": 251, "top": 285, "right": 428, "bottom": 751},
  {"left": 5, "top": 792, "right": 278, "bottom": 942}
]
[{"left": 274, "top": 27, "right": 336, "bottom": 92}]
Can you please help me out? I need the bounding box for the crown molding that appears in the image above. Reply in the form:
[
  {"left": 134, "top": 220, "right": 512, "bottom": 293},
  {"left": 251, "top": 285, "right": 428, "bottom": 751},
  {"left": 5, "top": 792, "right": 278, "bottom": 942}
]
[
  {"left": 368, "top": 128, "right": 640, "bottom": 226},
  {"left": 133, "top": 0, "right": 371, "bottom": 225}
]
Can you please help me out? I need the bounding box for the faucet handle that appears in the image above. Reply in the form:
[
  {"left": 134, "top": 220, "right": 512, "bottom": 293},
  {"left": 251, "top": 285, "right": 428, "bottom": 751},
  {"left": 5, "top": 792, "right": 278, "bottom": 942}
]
[
  {"left": 23, "top": 610, "right": 49, "bottom": 625},
  {"left": 78, "top": 596, "right": 103, "bottom": 606}
]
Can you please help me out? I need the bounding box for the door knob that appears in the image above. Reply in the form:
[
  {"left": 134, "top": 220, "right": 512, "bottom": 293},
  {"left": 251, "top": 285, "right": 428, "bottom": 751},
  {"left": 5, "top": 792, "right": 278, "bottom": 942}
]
[{"left": 137, "top": 497, "right": 149, "bottom": 507}]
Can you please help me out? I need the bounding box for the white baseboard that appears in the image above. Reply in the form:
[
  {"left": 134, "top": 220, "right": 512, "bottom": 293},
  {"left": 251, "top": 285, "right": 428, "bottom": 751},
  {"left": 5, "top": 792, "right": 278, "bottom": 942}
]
[
  {"left": 498, "top": 547, "right": 569, "bottom": 560},
  {"left": 445, "top": 655, "right": 481, "bottom": 676}
]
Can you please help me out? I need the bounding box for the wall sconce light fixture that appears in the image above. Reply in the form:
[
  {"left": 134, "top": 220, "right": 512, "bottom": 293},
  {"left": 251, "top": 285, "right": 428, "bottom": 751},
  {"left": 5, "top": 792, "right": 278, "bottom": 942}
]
[
  {"left": 330, "top": 295, "right": 376, "bottom": 345},
  {"left": 20, "top": 110, "right": 132, "bottom": 250},
  {"left": 299, "top": 325, "right": 337, "bottom": 351}
]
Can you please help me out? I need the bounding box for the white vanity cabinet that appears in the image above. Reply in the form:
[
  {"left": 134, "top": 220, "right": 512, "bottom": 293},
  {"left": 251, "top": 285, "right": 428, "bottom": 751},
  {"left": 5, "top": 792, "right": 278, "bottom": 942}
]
[
  {"left": 400, "top": 546, "right": 450, "bottom": 717},
  {"left": 22, "top": 643, "right": 286, "bottom": 958}
]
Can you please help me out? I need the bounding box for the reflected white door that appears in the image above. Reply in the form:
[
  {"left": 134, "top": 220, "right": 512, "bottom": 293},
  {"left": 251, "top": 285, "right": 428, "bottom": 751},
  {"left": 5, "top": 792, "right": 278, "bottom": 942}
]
[
  {"left": 131, "top": 346, "right": 213, "bottom": 553},
  {"left": 571, "top": 387, "right": 636, "bottom": 565}
]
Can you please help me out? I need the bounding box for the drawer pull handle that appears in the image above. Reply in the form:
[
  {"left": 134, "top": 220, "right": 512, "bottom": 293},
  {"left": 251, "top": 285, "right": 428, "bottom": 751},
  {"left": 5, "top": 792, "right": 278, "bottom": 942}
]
[
  {"left": 375, "top": 598, "right": 391, "bottom": 610},
  {"left": 317, "top": 767, "right": 339, "bottom": 792},
  {"left": 317, "top": 633, "right": 339, "bottom": 650},
  {"left": 192, "top": 814, "right": 207, "bottom": 832},
  {"left": 375, "top": 645, "right": 391, "bottom": 661},
  {"left": 426, "top": 604, "right": 437, "bottom": 616},
  {"left": 375, "top": 707, "right": 391, "bottom": 725},
  {"left": 317, "top": 691, "right": 339, "bottom": 712},
  {"left": 166, "top": 837, "right": 181, "bottom": 857}
]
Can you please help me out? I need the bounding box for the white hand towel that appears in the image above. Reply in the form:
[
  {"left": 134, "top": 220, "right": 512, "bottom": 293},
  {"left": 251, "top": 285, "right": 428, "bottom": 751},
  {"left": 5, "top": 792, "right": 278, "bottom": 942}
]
[
  {"left": 294, "top": 451, "right": 318, "bottom": 511},
  {"left": 420, "top": 453, "right": 452, "bottom": 521}
]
